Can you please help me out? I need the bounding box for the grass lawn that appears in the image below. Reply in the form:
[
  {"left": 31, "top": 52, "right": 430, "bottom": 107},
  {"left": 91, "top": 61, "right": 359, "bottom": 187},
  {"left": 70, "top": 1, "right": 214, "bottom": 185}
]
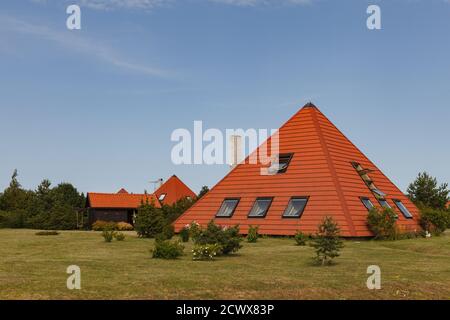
[{"left": 0, "top": 229, "right": 449, "bottom": 300}]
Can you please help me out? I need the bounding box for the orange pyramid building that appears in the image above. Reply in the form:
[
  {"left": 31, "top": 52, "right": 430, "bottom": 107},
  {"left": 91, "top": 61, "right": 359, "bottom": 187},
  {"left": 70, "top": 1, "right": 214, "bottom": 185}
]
[
  {"left": 154, "top": 175, "right": 197, "bottom": 206},
  {"left": 174, "top": 103, "right": 421, "bottom": 237}
]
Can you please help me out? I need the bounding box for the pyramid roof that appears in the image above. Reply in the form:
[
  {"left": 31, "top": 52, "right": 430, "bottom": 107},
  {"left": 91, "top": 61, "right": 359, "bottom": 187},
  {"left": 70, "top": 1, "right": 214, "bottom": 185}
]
[
  {"left": 155, "top": 175, "right": 197, "bottom": 205},
  {"left": 174, "top": 104, "right": 421, "bottom": 237}
]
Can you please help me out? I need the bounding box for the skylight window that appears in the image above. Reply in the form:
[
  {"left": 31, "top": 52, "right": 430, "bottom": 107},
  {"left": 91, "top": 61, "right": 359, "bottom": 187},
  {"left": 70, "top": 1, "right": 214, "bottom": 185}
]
[
  {"left": 378, "top": 199, "right": 391, "bottom": 209},
  {"left": 351, "top": 162, "right": 386, "bottom": 199},
  {"left": 282, "top": 197, "right": 309, "bottom": 218},
  {"left": 393, "top": 200, "right": 413, "bottom": 219},
  {"left": 158, "top": 194, "right": 167, "bottom": 201},
  {"left": 215, "top": 198, "right": 240, "bottom": 218},
  {"left": 248, "top": 197, "right": 273, "bottom": 218},
  {"left": 360, "top": 197, "right": 374, "bottom": 211},
  {"left": 267, "top": 153, "right": 293, "bottom": 175}
]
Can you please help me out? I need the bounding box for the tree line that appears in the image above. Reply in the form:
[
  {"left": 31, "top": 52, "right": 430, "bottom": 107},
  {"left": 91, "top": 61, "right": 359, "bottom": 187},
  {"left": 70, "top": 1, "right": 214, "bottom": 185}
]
[
  {"left": 0, "top": 170, "right": 86, "bottom": 229},
  {"left": 0, "top": 168, "right": 447, "bottom": 231}
]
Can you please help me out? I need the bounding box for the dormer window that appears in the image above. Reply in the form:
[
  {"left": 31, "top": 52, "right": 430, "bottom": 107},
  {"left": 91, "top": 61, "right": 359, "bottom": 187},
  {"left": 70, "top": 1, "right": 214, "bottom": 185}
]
[
  {"left": 158, "top": 193, "right": 167, "bottom": 201},
  {"left": 267, "top": 153, "right": 293, "bottom": 175}
]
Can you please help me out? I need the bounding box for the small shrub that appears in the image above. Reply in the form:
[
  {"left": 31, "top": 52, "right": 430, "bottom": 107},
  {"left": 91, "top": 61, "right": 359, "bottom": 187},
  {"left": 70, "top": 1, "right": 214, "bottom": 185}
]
[
  {"left": 310, "top": 216, "right": 344, "bottom": 266},
  {"left": 159, "top": 224, "right": 175, "bottom": 240},
  {"left": 179, "top": 225, "right": 190, "bottom": 242},
  {"left": 294, "top": 231, "right": 308, "bottom": 246},
  {"left": 192, "top": 244, "right": 221, "bottom": 261},
  {"left": 35, "top": 231, "right": 60, "bottom": 236},
  {"left": 420, "top": 208, "right": 449, "bottom": 236},
  {"left": 116, "top": 222, "right": 133, "bottom": 231},
  {"left": 114, "top": 232, "right": 125, "bottom": 241},
  {"left": 102, "top": 229, "right": 115, "bottom": 242},
  {"left": 193, "top": 221, "right": 243, "bottom": 255},
  {"left": 152, "top": 239, "right": 184, "bottom": 259},
  {"left": 367, "top": 207, "right": 399, "bottom": 240},
  {"left": 189, "top": 221, "right": 201, "bottom": 241},
  {"left": 92, "top": 220, "right": 117, "bottom": 231},
  {"left": 246, "top": 225, "right": 259, "bottom": 243},
  {"left": 135, "top": 204, "right": 166, "bottom": 238}
]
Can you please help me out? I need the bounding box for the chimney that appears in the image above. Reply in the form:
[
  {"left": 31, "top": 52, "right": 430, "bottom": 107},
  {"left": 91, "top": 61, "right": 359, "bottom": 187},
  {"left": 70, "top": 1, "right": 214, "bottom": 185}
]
[{"left": 229, "top": 135, "right": 243, "bottom": 169}]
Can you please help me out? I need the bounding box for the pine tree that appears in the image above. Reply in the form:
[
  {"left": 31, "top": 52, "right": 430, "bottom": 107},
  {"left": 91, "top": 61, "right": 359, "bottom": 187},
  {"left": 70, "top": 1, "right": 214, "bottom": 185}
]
[
  {"left": 135, "top": 202, "right": 166, "bottom": 238},
  {"left": 197, "top": 186, "right": 210, "bottom": 199},
  {"left": 310, "top": 216, "right": 344, "bottom": 266},
  {"left": 407, "top": 172, "right": 449, "bottom": 210}
]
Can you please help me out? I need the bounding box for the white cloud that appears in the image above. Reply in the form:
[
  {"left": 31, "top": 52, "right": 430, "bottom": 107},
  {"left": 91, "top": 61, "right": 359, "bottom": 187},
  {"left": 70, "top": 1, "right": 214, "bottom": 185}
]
[
  {"left": 78, "top": 0, "right": 173, "bottom": 10},
  {"left": 0, "top": 14, "right": 170, "bottom": 77},
  {"left": 31, "top": 0, "right": 312, "bottom": 10},
  {"left": 30, "top": 0, "right": 174, "bottom": 10},
  {"left": 208, "top": 0, "right": 312, "bottom": 6}
]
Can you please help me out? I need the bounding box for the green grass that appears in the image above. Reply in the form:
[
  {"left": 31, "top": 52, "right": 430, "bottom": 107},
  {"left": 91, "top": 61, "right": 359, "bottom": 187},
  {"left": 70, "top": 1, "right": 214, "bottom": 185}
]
[{"left": 0, "top": 229, "right": 449, "bottom": 300}]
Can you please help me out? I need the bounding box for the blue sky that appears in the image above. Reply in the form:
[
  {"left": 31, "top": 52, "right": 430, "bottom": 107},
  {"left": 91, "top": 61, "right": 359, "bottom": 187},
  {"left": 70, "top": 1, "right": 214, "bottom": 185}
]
[{"left": 0, "top": 0, "right": 449, "bottom": 194}]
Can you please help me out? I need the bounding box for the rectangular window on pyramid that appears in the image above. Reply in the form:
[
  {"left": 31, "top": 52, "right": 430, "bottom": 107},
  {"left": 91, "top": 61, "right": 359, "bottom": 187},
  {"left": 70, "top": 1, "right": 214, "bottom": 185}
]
[
  {"left": 378, "top": 199, "right": 391, "bottom": 209},
  {"left": 282, "top": 197, "right": 309, "bottom": 218},
  {"left": 393, "top": 200, "right": 413, "bottom": 219},
  {"left": 267, "top": 153, "right": 293, "bottom": 175},
  {"left": 215, "top": 198, "right": 240, "bottom": 218},
  {"left": 248, "top": 197, "right": 273, "bottom": 218},
  {"left": 360, "top": 197, "right": 374, "bottom": 211},
  {"left": 351, "top": 162, "right": 386, "bottom": 199}
]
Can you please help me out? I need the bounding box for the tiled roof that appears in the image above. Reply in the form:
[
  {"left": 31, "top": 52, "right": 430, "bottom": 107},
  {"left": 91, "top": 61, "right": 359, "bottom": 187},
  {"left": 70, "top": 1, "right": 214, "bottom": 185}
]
[
  {"left": 154, "top": 175, "right": 196, "bottom": 205},
  {"left": 87, "top": 192, "right": 161, "bottom": 209},
  {"left": 174, "top": 103, "right": 421, "bottom": 237}
]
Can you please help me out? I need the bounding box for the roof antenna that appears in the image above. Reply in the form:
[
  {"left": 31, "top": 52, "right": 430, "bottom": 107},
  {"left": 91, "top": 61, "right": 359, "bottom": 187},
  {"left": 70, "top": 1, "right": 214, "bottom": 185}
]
[{"left": 149, "top": 178, "right": 163, "bottom": 191}]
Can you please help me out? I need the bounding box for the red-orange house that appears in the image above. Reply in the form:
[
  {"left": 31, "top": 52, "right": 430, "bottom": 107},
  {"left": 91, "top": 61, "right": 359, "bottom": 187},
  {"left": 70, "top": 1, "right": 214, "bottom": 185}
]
[
  {"left": 174, "top": 103, "right": 421, "bottom": 237},
  {"left": 87, "top": 175, "right": 196, "bottom": 225}
]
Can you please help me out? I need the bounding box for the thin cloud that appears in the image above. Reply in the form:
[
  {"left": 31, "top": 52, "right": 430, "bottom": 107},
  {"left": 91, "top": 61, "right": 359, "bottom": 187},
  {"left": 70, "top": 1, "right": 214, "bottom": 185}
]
[
  {"left": 208, "top": 0, "right": 312, "bottom": 6},
  {"left": 77, "top": 0, "right": 173, "bottom": 10},
  {"left": 31, "top": 0, "right": 312, "bottom": 10},
  {"left": 0, "top": 14, "right": 171, "bottom": 77}
]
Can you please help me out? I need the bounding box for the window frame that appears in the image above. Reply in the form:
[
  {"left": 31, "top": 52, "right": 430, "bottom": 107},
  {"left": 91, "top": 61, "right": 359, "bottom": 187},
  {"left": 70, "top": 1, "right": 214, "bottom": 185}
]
[
  {"left": 377, "top": 198, "right": 391, "bottom": 209},
  {"left": 268, "top": 153, "right": 294, "bottom": 175},
  {"left": 247, "top": 197, "right": 274, "bottom": 218},
  {"left": 282, "top": 196, "right": 309, "bottom": 219},
  {"left": 393, "top": 199, "right": 413, "bottom": 219},
  {"left": 158, "top": 193, "right": 167, "bottom": 201},
  {"left": 215, "top": 198, "right": 240, "bottom": 218},
  {"left": 360, "top": 196, "right": 375, "bottom": 211}
]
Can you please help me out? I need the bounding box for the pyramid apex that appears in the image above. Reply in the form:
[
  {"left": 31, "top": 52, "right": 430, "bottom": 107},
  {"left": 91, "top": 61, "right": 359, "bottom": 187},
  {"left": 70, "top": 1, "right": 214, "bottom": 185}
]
[{"left": 302, "top": 102, "right": 318, "bottom": 109}]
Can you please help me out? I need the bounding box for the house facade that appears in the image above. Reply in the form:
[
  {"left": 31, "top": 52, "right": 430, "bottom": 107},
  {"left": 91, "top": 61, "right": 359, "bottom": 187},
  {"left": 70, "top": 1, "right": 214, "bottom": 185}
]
[{"left": 86, "top": 175, "right": 195, "bottom": 225}]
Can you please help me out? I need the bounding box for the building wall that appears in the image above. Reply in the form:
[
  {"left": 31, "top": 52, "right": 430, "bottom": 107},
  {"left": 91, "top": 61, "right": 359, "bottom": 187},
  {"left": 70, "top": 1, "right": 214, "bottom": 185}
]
[{"left": 89, "top": 209, "right": 130, "bottom": 224}]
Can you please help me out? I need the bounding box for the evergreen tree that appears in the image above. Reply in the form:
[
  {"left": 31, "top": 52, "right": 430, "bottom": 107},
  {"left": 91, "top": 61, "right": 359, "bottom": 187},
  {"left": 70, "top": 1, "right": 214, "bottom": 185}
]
[
  {"left": 407, "top": 172, "right": 449, "bottom": 210},
  {"left": 162, "top": 196, "right": 196, "bottom": 223},
  {"left": 310, "top": 216, "right": 344, "bottom": 266},
  {"left": 197, "top": 186, "right": 210, "bottom": 199},
  {"left": 135, "top": 201, "right": 166, "bottom": 238}
]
